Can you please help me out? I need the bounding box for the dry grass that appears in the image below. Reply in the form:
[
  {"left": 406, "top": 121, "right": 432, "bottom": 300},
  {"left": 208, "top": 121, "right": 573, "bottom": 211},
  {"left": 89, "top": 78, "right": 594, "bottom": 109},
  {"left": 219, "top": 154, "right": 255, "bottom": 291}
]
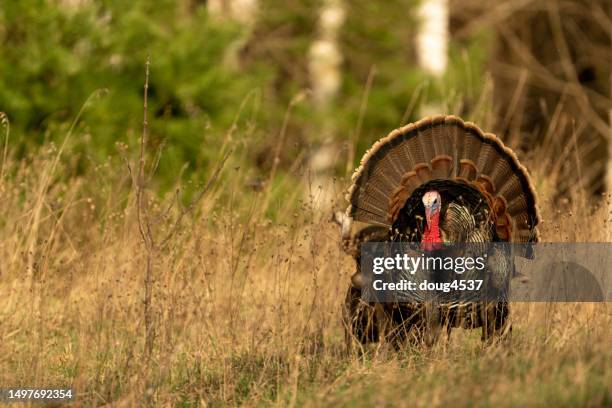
[{"left": 0, "top": 110, "right": 610, "bottom": 407}]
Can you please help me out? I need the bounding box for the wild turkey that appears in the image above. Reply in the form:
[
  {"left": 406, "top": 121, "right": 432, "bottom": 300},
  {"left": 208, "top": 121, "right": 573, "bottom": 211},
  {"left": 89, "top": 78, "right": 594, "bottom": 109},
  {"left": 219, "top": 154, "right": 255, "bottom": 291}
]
[{"left": 341, "top": 115, "right": 540, "bottom": 348}]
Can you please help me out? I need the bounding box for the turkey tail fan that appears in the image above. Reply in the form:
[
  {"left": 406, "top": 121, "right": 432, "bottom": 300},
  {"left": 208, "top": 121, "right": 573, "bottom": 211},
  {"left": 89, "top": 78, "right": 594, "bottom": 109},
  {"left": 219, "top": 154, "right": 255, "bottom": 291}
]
[{"left": 346, "top": 115, "right": 540, "bottom": 243}]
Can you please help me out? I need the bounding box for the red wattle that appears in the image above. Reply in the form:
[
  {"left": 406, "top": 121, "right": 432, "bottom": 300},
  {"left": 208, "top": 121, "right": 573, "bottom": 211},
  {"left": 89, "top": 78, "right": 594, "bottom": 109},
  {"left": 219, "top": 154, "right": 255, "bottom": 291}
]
[{"left": 421, "top": 211, "right": 442, "bottom": 251}]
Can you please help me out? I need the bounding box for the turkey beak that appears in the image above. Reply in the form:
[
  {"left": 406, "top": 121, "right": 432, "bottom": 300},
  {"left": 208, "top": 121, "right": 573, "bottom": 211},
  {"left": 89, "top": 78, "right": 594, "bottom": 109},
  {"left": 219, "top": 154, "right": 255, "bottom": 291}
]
[{"left": 425, "top": 202, "right": 440, "bottom": 222}]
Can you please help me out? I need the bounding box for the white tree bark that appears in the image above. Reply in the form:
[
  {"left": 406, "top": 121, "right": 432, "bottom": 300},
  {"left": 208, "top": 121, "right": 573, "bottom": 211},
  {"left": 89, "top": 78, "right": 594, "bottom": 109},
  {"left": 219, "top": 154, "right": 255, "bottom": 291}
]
[
  {"left": 416, "top": 0, "right": 449, "bottom": 117},
  {"left": 309, "top": 0, "right": 346, "bottom": 108},
  {"left": 58, "top": 0, "right": 88, "bottom": 8},
  {"left": 416, "top": 0, "right": 449, "bottom": 77},
  {"left": 208, "top": 0, "right": 258, "bottom": 25},
  {"left": 307, "top": 0, "right": 346, "bottom": 211}
]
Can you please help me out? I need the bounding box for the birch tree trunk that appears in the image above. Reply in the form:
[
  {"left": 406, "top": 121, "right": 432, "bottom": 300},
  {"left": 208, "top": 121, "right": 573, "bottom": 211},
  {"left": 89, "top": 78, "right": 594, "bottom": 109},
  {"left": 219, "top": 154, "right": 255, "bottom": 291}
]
[
  {"left": 416, "top": 0, "right": 449, "bottom": 117},
  {"left": 208, "top": 0, "right": 258, "bottom": 25},
  {"left": 416, "top": 0, "right": 448, "bottom": 77},
  {"left": 309, "top": 0, "right": 345, "bottom": 108},
  {"left": 308, "top": 0, "right": 346, "bottom": 211}
]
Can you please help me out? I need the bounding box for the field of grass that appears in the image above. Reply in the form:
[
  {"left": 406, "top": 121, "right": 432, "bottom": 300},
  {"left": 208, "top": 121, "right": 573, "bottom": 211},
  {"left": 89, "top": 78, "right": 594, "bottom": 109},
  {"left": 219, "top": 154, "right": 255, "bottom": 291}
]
[{"left": 0, "top": 101, "right": 610, "bottom": 407}]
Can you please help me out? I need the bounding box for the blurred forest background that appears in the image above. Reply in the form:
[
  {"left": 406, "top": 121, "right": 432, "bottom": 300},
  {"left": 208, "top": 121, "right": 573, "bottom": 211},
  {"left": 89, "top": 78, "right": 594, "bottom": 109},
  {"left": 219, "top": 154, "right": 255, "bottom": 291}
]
[
  {"left": 2, "top": 0, "right": 611, "bottom": 207},
  {"left": 1, "top": 1, "right": 611, "bottom": 406}
]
